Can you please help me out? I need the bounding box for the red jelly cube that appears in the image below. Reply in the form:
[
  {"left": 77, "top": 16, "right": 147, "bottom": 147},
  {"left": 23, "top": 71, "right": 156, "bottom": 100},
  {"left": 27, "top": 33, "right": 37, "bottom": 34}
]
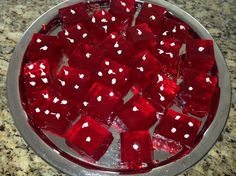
[
  {"left": 58, "top": 2, "right": 90, "bottom": 28},
  {"left": 144, "top": 73, "right": 179, "bottom": 107},
  {"left": 183, "top": 39, "right": 215, "bottom": 73},
  {"left": 161, "top": 18, "right": 189, "bottom": 42},
  {"left": 66, "top": 116, "right": 114, "bottom": 161},
  {"left": 121, "top": 131, "right": 153, "bottom": 167},
  {"left": 155, "top": 109, "right": 201, "bottom": 146},
  {"left": 117, "top": 94, "right": 157, "bottom": 131},
  {"left": 25, "top": 33, "right": 62, "bottom": 72},
  {"left": 55, "top": 66, "right": 92, "bottom": 103},
  {"left": 156, "top": 37, "right": 182, "bottom": 54},
  {"left": 94, "top": 58, "right": 133, "bottom": 95},
  {"left": 23, "top": 59, "right": 51, "bottom": 93},
  {"left": 68, "top": 44, "right": 104, "bottom": 71},
  {"left": 82, "top": 83, "right": 122, "bottom": 126},
  {"left": 136, "top": 3, "right": 167, "bottom": 35},
  {"left": 89, "top": 10, "right": 121, "bottom": 40},
  {"left": 28, "top": 91, "right": 78, "bottom": 136},
  {"left": 178, "top": 69, "right": 218, "bottom": 117},
  {"left": 127, "top": 23, "right": 156, "bottom": 51},
  {"left": 110, "top": 0, "right": 135, "bottom": 20},
  {"left": 101, "top": 32, "right": 134, "bottom": 64},
  {"left": 58, "top": 23, "right": 93, "bottom": 54}
]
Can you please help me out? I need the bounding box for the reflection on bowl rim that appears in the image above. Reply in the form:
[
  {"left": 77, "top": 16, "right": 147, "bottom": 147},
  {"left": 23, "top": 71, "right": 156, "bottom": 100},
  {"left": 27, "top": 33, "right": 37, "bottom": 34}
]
[{"left": 7, "top": 0, "right": 231, "bottom": 175}]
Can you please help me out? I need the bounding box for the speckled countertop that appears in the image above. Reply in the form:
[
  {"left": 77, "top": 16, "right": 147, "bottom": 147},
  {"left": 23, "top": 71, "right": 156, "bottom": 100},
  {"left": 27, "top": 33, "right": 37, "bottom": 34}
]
[{"left": 0, "top": 0, "right": 235, "bottom": 175}]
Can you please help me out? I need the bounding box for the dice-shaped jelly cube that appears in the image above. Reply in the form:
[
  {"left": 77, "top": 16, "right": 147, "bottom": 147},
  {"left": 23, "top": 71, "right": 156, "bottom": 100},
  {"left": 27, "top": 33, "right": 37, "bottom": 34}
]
[{"left": 110, "top": 0, "right": 135, "bottom": 20}]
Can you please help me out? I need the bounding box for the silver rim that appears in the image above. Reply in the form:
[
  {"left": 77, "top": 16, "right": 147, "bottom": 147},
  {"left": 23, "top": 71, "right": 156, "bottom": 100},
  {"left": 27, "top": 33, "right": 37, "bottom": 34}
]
[{"left": 7, "top": 0, "right": 231, "bottom": 175}]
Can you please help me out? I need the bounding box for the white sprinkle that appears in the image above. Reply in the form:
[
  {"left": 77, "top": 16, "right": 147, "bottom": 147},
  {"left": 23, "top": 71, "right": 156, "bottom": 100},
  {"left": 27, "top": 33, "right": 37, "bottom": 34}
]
[
  {"left": 55, "top": 113, "right": 60, "bottom": 119},
  {"left": 159, "top": 93, "right": 165, "bottom": 101},
  {"left": 82, "top": 122, "right": 89, "bottom": 128},
  {"left": 40, "top": 46, "right": 48, "bottom": 51},
  {"left": 64, "top": 69, "right": 69, "bottom": 75},
  {"left": 126, "top": 8, "right": 130, "bottom": 12},
  {"left": 142, "top": 54, "right": 147, "bottom": 61},
  {"left": 166, "top": 52, "right": 174, "bottom": 58},
  {"left": 114, "top": 41, "right": 119, "bottom": 48},
  {"left": 160, "top": 84, "right": 164, "bottom": 91},
  {"left": 111, "top": 16, "right": 116, "bottom": 21},
  {"left": 86, "top": 53, "right": 91, "bottom": 58},
  {"left": 98, "top": 71, "right": 103, "bottom": 77},
  {"left": 136, "top": 67, "right": 144, "bottom": 72},
  {"left": 157, "top": 74, "right": 164, "bottom": 83},
  {"left": 150, "top": 15, "right": 156, "bottom": 20},
  {"left": 105, "top": 61, "right": 110, "bottom": 66},
  {"left": 160, "top": 41, "right": 164, "bottom": 45},
  {"left": 111, "top": 34, "right": 116, "bottom": 39},
  {"left": 148, "top": 3, "right": 152, "bottom": 8},
  {"left": 36, "top": 38, "right": 41, "bottom": 43},
  {"left": 188, "top": 122, "right": 194, "bottom": 127},
  {"left": 101, "top": 10, "right": 105, "bottom": 15},
  {"left": 206, "top": 77, "right": 212, "bottom": 83},
  {"left": 102, "top": 25, "right": 108, "bottom": 33},
  {"left": 97, "top": 96, "right": 102, "bottom": 102},
  {"left": 137, "top": 29, "right": 142, "bottom": 35},
  {"left": 42, "top": 93, "right": 49, "bottom": 99},
  {"left": 124, "top": 78, "right": 128, "bottom": 81},
  {"left": 109, "top": 92, "right": 114, "bottom": 96},
  {"left": 101, "top": 18, "right": 108, "bottom": 23},
  {"left": 29, "top": 73, "right": 35, "bottom": 78},
  {"left": 83, "top": 101, "right": 88, "bottom": 106},
  {"left": 65, "top": 30, "right": 69, "bottom": 36},
  {"left": 170, "top": 42, "right": 175, "bottom": 46},
  {"left": 120, "top": 1, "right": 126, "bottom": 6},
  {"left": 77, "top": 24, "right": 81, "bottom": 30},
  {"left": 172, "top": 26, "right": 177, "bottom": 33},
  {"left": 119, "top": 68, "right": 123, "bottom": 72},
  {"left": 180, "top": 25, "right": 185, "bottom": 30},
  {"left": 108, "top": 69, "right": 115, "bottom": 75},
  {"left": 58, "top": 79, "right": 65, "bottom": 86},
  {"left": 117, "top": 50, "right": 122, "bottom": 55},
  {"left": 133, "top": 144, "right": 139, "bottom": 150},
  {"left": 132, "top": 106, "right": 139, "bottom": 112},
  {"left": 111, "top": 78, "right": 117, "bottom": 84},
  {"left": 175, "top": 115, "right": 181, "bottom": 120},
  {"left": 157, "top": 49, "right": 164, "bottom": 54},
  {"left": 184, "top": 134, "right": 190, "bottom": 139},
  {"left": 86, "top": 136, "right": 91, "bottom": 142},
  {"left": 91, "top": 16, "right": 96, "bottom": 23},
  {"left": 28, "top": 64, "right": 34, "bottom": 70},
  {"left": 198, "top": 46, "right": 205, "bottom": 52},
  {"left": 74, "top": 84, "right": 79, "bottom": 89},
  {"left": 61, "top": 100, "right": 68, "bottom": 105},
  {"left": 162, "top": 31, "right": 168, "bottom": 36},
  {"left": 67, "top": 38, "right": 74, "bottom": 43},
  {"left": 70, "top": 9, "right": 76, "bottom": 14},
  {"left": 40, "top": 63, "right": 45, "bottom": 69},
  {"left": 171, "top": 127, "right": 177, "bottom": 133},
  {"left": 41, "top": 78, "right": 48, "bottom": 83},
  {"left": 44, "top": 110, "right": 50, "bottom": 115},
  {"left": 188, "top": 86, "right": 193, "bottom": 91},
  {"left": 35, "top": 108, "right": 40, "bottom": 113},
  {"left": 82, "top": 33, "right": 87, "bottom": 38},
  {"left": 40, "top": 69, "right": 46, "bottom": 76},
  {"left": 79, "top": 74, "right": 84, "bottom": 79},
  {"left": 53, "top": 97, "right": 59, "bottom": 103}
]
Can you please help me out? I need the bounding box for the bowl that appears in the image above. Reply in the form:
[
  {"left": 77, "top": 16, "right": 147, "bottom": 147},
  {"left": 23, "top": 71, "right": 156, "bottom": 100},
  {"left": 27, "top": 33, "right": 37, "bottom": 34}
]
[{"left": 7, "top": 0, "right": 231, "bottom": 175}]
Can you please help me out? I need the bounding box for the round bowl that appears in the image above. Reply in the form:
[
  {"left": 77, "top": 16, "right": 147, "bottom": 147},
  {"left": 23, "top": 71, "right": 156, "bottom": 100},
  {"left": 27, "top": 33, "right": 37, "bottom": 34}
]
[{"left": 7, "top": 0, "right": 231, "bottom": 175}]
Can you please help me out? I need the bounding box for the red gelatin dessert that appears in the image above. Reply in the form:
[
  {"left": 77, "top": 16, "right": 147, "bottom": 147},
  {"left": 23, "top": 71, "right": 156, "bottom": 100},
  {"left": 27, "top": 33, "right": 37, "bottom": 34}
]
[
  {"left": 82, "top": 83, "right": 123, "bottom": 126},
  {"left": 121, "top": 131, "right": 153, "bottom": 167},
  {"left": 66, "top": 116, "right": 114, "bottom": 161},
  {"left": 117, "top": 94, "right": 157, "bottom": 131}
]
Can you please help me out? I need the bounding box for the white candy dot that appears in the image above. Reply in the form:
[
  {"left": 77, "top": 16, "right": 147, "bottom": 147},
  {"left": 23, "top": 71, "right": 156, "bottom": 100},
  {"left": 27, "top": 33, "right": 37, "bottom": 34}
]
[
  {"left": 157, "top": 74, "right": 164, "bottom": 83},
  {"left": 65, "top": 30, "right": 69, "bottom": 36},
  {"left": 111, "top": 16, "right": 116, "bottom": 22},
  {"left": 188, "top": 86, "right": 193, "bottom": 91},
  {"left": 77, "top": 25, "right": 81, "bottom": 30},
  {"left": 166, "top": 52, "right": 173, "bottom": 58},
  {"left": 101, "top": 10, "right": 105, "bottom": 15},
  {"left": 132, "top": 106, "right": 139, "bottom": 112},
  {"left": 148, "top": 3, "right": 152, "bottom": 8},
  {"left": 111, "top": 78, "right": 117, "bottom": 85},
  {"left": 61, "top": 100, "right": 68, "bottom": 105},
  {"left": 114, "top": 41, "right": 119, "bottom": 48},
  {"left": 136, "top": 67, "right": 144, "bottom": 72},
  {"left": 206, "top": 77, "right": 212, "bottom": 83},
  {"left": 40, "top": 70, "right": 46, "bottom": 76},
  {"left": 133, "top": 144, "right": 139, "bottom": 150},
  {"left": 109, "top": 92, "right": 114, "bottom": 96},
  {"left": 98, "top": 71, "right": 103, "bottom": 77},
  {"left": 171, "top": 127, "right": 177, "bottom": 133},
  {"left": 67, "top": 38, "right": 74, "bottom": 43},
  {"left": 184, "top": 134, "right": 190, "bottom": 139},
  {"left": 36, "top": 38, "right": 41, "bottom": 43},
  {"left": 117, "top": 50, "right": 122, "bottom": 55},
  {"left": 45, "top": 110, "right": 50, "bottom": 115},
  {"left": 159, "top": 93, "right": 165, "bottom": 101},
  {"left": 86, "top": 53, "right": 91, "bottom": 58},
  {"left": 160, "top": 41, "right": 164, "bottom": 45},
  {"left": 126, "top": 8, "right": 130, "bottom": 12},
  {"left": 82, "top": 33, "right": 87, "bottom": 38},
  {"left": 53, "top": 97, "right": 59, "bottom": 103},
  {"left": 35, "top": 108, "right": 40, "bottom": 113},
  {"left": 175, "top": 115, "right": 181, "bottom": 120},
  {"left": 97, "top": 96, "right": 102, "bottom": 102},
  {"left": 150, "top": 15, "right": 156, "bottom": 20},
  {"left": 40, "top": 46, "right": 48, "bottom": 51},
  {"left": 119, "top": 68, "right": 123, "bottom": 72},
  {"left": 82, "top": 122, "right": 89, "bottom": 128},
  {"left": 29, "top": 73, "right": 35, "bottom": 78},
  {"left": 41, "top": 78, "right": 48, "bottom": 83},
  {"left": 64, "top": 69, "right": 69, "bottom": 75},
  {"left": 162, "top": 31, "right": 168, "bottom": 36},
  {"left": 137, "top": 29, "right": 142, "bottom": 35},
  {"left": 101, "top": 18, "right": 108, "bottom": 23},
  {"left": 70, "top": 9, "right": 76, "bottom": 14},
  {"left": 28, "top": 64, "right": 34, "bottom": 70},
  {"left": 170, "top": 42, "right": 175, "bottom": 46},
  {"left": 172, "top": 26, "right": 177, "bottom": 33},
  {"left": 188, "top": 122, "right": 194, "bottom": 127},
  {"left": 160, "top": 84, "right": 164, "bottom": 91},
  {"left": 83, "top": 101, "right": 88, "bottom": 106},
  {"left": 79, "top": 74, "right": 84, "bottom": 79},
  {"left": 91, "top": 16, "right": 96, "bottom": 23},
  {"left": 42, "top": 93, "right": 49, "bottom": 99},
  {"left": 120, "top": 1, "right": 126, "bottom": 6},
  {"left": 55, "top": 113, "right": 60, "bottom": 119},
  {"left": 198, "top": 46, "right": 205, "bottom": 52},
  {"left": 102, "top": 25, "right": 108, "bottom": 33},
  {"left": 180, "top": 25, "right": 185, "bottom": 30},
  {"left": 158, "top": 49, "right": 164, "bottom": 54},
  {"left": 74, "top": 84, "right": 79, "bottom": 89},
  {"left": 59, "top": 79, "right": 65, "bottom": 86},
  {"left": 111, "top": 34, "right": 116, "bottom": 39},
  {"left": 142, "top": 54, "right": 146, "bottom": 61},
  {"left": 108, "top": 69, "right": 115, "bottom": 75},
  {"left": 86, "top": 136, "right": 91, "bottom": 142}
]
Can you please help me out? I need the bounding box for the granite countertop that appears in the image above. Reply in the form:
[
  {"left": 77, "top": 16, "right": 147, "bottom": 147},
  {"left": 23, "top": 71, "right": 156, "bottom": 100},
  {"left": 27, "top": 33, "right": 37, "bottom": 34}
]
[{"left": 0, "top": 0, "right": 235, "bottom": 175}]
